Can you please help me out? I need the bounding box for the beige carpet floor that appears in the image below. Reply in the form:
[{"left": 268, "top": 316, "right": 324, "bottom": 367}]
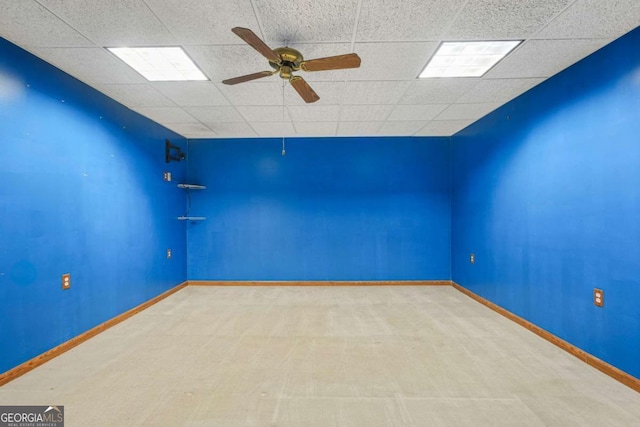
[{"left": 1, "top": 285, "right": 639, "bottom": 426}]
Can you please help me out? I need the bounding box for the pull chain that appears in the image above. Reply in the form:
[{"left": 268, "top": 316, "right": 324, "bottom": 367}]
[{"left": 281, "top": 74, "right": 286, "bottom": 156}]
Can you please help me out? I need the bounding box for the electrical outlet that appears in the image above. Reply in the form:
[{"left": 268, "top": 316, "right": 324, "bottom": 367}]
[
  {"left": 62, "top": 273, "right": 70, "bottom": 290},
  {"left": 167, "top": 249, "right": 172, "bottom": 259},
  {"left": 470, "top": 253, "right": 475, "bottom": 264},
  {"left": 164, "top": 171, "right": 172, "bottom": 182},
  {"left": 594, "top": 288, "right": 604, "bottom": 307}
]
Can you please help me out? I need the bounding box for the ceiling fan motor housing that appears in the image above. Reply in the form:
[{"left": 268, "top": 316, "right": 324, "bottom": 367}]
[{"left": 270, "top": 47, "right": 304, "bottom": 79}]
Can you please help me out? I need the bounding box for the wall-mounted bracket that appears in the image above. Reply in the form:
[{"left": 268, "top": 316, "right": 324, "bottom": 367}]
[{"left": 165, "top": 139, "right": 185, "bottom": 163}]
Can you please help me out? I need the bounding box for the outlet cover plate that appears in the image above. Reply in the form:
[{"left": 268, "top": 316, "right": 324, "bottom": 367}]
[{"left": 594, "top": 288, "right": 604, "bottom": 307}]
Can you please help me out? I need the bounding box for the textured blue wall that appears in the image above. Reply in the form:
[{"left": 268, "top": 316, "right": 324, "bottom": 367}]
[
  {"left": 452, "top": 28, "right": 640, "bottom": 378},
  {"left": 0, "top": 38, "right": 187, "bottom": 373},
  {"left": 187, "top": 137, "right": 451, "bottom": 281}
]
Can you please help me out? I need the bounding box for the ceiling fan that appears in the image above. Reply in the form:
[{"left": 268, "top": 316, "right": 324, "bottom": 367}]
[{"left": 222, "top": 27, "right": 361, "bottom": 103}]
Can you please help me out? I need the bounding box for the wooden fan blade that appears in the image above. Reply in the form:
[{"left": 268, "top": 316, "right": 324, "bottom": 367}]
[
  {"left": 300, "top": 53, "right": 361, "bottom": 72},
  {"left": 231, "top": 27, "right": 280, "bottom": 63},
  {"left": 222, "top": 70, "right": 275, "bottom": 85},
  {"left": 289, "top": 76, "right": 320, "bottom": 103}
]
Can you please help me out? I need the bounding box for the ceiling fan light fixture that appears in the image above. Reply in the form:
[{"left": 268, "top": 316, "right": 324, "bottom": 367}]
[
  {"left": 107, "top": 47, "right": 208, "bottom": 81},
  {"left": 419, "top": 40, "right": 522, "bottom": 78}
]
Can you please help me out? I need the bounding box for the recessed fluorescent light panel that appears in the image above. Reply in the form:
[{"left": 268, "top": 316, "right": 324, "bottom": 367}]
[
  {"left": 107, "top": 47, "right": 208, "bottom": 81},
  {"left": 419, "top": 40, "right": 522, "bottom": 78}
]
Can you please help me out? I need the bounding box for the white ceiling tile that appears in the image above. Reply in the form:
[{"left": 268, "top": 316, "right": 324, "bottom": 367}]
[
  {"left": 164, "top": 123, "right": 216, "bottom": 137},
  {"left": 388, "top": 104, "right": 448, "bottom": 121},
  {"left": 415, "top": 120, "right": 475, "bottom": 136},
  {"left": 290, "top": 43, "right": 353, "bottom": 82},
  {"left": 185, "top": 45, "right": 274, "bottom": 83},
  {"left": 435, "top": 103, "right": 502, "bottom": 120},
  {"left": 336, "top": 121, "right": 384, "bottom": 136},
  {"left": 217, "top": 81, "right": 283, "bottom": 106},
  {"left": 0, "top": 0, "right": 91, "bottom": 47},
  {"left": 343, "top": 81, "right": 412, "bottom": 105},
  {"left": 350, "top": 42, "right": 439, "bottom": 81},
  {"left": 294, "top": 122, "right": 337, "bottom": 136},
  {"left": 184, "top": 106, "right": 246, "bottom": 123},
  {"left": 485, "top": 39, "right": 611, "bottom": 79},
  {"left": 444, "top": 0, "right": 573, "bottom": 39},
  {"left": 135, "top": 107, "right": 199, "bottom": 124},
  {"left": 534, "top": 0, "right": 640, "bottom": 39},
  {"left": 356, "top": 0, "right": 467, "bottom": 41},
  {"left": 378, "top": 120, "right": 427, "bottom": 135},
  {"left": 399, "top": 79, "right": 478, "bottom": 104},
  {"left": 254, "top": 0, "right": 359, "bottom": 43},
  {"left": 37, "top": 0, "right": 176, "bottom": 45},
  {"left": 145, "top": 0, "right": 260, "bottom": 45},
  {"left": 456, "top": 78, "right": 544, "bottom": 103},
  {"left": 250, "top": 122, "right": 296, "bottom": 137},
  {"left": 153, "top": 82, "right": 229, "bottom": 106},
  {"left": 237, "top": 106, "right": 291, "bottom": 122},
  {"left": 28, "top": 47, "right": 146, "bottom": 84},
  {"left": 95, "top": 84, "right": 174, "bottom": 107},
  {"left": 206, "top": 122, "right": 257, "bottom": 137},
  {"left": 339, "top": 105, "right": 395, "bottom": 121},
  {"left": 288, "top": 106, "right": 340, "bottom": 122},
  {"left": 285, "top": 81, "right": 346, "bottom": 106}
]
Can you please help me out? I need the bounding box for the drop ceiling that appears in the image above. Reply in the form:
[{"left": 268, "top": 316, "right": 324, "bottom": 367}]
[{"left": 1, "top": 0, "right": 639, "bottom": 138}]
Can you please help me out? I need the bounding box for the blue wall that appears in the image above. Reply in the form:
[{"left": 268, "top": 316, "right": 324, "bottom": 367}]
[
  {"left": 452, "top": 28, "right": 640, "bottom": 378},
  {"left": 0, "top": 38, "right": 187, "bottom": 374},
  {"left": 187, "top": 137, "right": 451, "bottom": 281}
]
